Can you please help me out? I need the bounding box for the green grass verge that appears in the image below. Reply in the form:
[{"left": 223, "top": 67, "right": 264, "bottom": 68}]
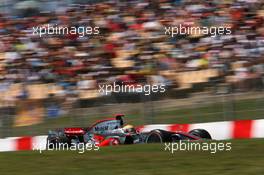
[{"left": 0, "top": 139, "right": 263, "bottom": 175}]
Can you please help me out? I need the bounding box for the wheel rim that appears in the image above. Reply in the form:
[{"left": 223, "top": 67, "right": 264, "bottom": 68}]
[{"left": 146, "top": 133, "right": 162, "bottom": 143}]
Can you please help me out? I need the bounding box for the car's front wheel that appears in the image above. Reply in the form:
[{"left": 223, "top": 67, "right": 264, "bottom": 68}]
[
  {"left": 145, "top": 129, "right": 172, "bottom": 143},
  {"left": 189, "top": 129, "right": 212, "bottom": 139}
]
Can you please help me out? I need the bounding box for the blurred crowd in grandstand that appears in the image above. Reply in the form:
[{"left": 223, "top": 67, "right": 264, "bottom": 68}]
[{"left": 0, "top": 0, "right": 264, "bottom": 105}]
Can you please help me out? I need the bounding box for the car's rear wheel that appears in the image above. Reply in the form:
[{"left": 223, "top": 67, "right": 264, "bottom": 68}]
[
  {"left": 46, "top": 135, "right": 70, "bottom": 149},
  {"left": 189, "top": 129, "right": 212, "bottom": 139}
]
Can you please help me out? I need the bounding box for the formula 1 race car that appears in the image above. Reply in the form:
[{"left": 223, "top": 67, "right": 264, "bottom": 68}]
[{"left": 47, "top": 114, "right": 212, "bottom": 148}]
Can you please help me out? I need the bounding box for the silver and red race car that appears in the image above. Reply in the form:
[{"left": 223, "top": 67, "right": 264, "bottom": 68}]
[{"left": 47, "top": 114, "right": 212, "bottom": 148}]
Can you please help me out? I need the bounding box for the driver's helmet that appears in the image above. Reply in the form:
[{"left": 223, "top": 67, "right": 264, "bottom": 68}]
[{"left": 122, "top": 124, "right": 136, "bottom": 134}]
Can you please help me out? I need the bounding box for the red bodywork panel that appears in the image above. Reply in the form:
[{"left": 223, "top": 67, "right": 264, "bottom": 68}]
[
  {"left": 97, "top": 137, "right": 120, "bottom": 146},
  {"left": 92, "top": 134, "right": 120, "bottom": 146},
  {"left": 64, "top": 128, "right": 85, "bottom": 135}
]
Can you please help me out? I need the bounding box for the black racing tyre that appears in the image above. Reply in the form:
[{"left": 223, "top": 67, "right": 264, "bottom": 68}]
[
  {"left": 46, "top": 137, "right": 57, "bottom": 149},
  {"left": 171, "top": 133, "right": 183, "bottom": 142},
  {"left": 189, "top": 129, "right": 212, "bottom": 139},
  {"left": 124, "top": 135, "right": 134, "bottom": 144},
  {"left": 145, "top": 129, "right": 172, "bottom": 143},
  {"left": 46, "top": 135, "right": 70, "bottom": 149}
]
